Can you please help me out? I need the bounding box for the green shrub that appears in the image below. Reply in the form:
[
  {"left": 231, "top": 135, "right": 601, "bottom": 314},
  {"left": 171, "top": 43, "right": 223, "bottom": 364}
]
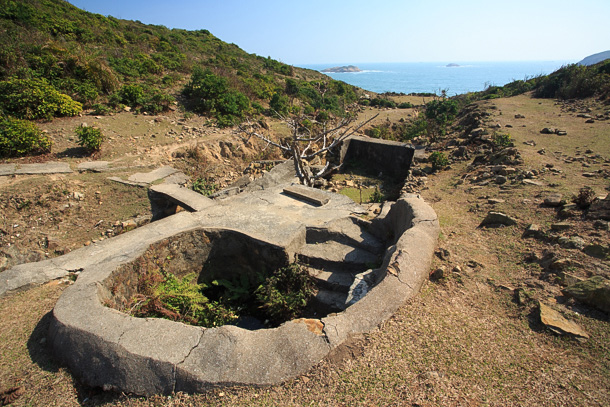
[
  {"left": 118, "top": 84, "right": 145, "bottom": 107},
  {"left": 0, "top": 77, "right": 82, "bottom": 120},
  {"left": 75, "top": 125, "right": 104, "bottom": 151},
  {"left": 191, "top": 177, "right": 218, "bottom": 196},
  {"left": 254, "top": 263, "right": 315, "bottom": 324},
  {"left": 182, "top": 67, "right": 250, "bottom": 127},
  {"left": 130, "top": 270, "right": 238, "bottom": 327},
  {"left": 0, "top": 117, "right": 51, "bottom": 157},
  {"left": 429, "top": 151, "right": 449, "bottom": 171},
  {"left": 492, "top": 133, "right": 513, "bottom": 147}
]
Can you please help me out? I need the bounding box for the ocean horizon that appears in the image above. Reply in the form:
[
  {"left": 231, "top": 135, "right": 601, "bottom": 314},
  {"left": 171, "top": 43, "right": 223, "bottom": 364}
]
[{"left": 300, "top": 61, "right": 574, "bottom": 96}]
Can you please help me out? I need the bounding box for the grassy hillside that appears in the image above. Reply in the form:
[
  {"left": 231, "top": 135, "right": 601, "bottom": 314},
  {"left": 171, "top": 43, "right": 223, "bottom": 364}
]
[{"left": 0, "top": 0, "right": 361, "bottom": 139}]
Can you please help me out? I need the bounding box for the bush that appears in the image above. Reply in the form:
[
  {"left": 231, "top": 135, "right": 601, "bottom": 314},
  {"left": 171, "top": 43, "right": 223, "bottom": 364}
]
[
  {"left": 0, "top": 77, "right": 82, "bottom": 120},
  {"left": 429, "top": 151, "right": 449, "bottom": 171},
  {"left": 0, "top": 117, "right": 51, "bottom": 157},
  {"left": 182, "top": 67, "right": 250, "bottom": 127},
  {"left": 75, "top": 125, "right": 104, "bottom": 151},
  {"left": 191, "top": 177, "right": 217, "bottom": 196},
  {"left": 492, "top": 133, "right": 513, "bottom": 147},
  {"left": 254, "top": 263, "right": 315, "bottom": 324}
]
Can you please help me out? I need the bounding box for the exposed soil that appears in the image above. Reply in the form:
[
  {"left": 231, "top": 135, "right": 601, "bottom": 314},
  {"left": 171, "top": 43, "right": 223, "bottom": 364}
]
[{"left": 1, "top": 94, "right": 609, "bottom": 406}]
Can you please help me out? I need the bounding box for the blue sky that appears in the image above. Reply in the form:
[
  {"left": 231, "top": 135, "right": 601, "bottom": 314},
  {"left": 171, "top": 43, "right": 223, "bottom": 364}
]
[{"left": 68, "top": 0, "right": 609, "bottom": 65}]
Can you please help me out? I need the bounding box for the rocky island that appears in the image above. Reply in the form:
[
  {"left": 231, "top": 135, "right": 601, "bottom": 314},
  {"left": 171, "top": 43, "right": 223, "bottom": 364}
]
[
  {"left": 321, "top": 65, "right": 362, "bottom": 73},
  {"left": 446, "top": 63, "right": 460, "bottom": 67}
]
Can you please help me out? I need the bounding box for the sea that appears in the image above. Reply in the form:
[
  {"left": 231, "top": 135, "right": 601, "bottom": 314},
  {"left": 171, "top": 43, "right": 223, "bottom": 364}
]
[{"left": 300, "top": 61, "right": 574, "bottom": 96}]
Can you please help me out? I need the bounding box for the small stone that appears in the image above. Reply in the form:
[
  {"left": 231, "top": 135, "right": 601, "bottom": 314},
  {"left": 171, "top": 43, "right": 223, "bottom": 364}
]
[
  {"left": 551, "top": 222, "right": 572, "bottom": 231},
  {"left": 556, "top": 130, "right": 567, "bottom": 136},
  {"left": 480, "top": 211, "right": 518, "bottom": 227},
  {"left": 538, "top": 301, "right": 589, "bottom": 340},
  {"left": 435, "top": 248, "right": 451, "bottom": 261},
  {"left": 523, "top": 224, "right": 544, "bottom": 239},
  {"left": 495, "top": 175, "right": 507, "bottom": 184},
  {"left": 558, "top": 236, "right": 586, "bottom": 250},
  {"left": 593, "top": 220, "right": 610, "bottom": 231},
  {"left": 121, "top": 219, "right": 137, "bottom": 231},
  {"left": 543, "top": 193, "right": 564, "bottom": 207},
  {"left": 429, "top": 266, "right": 446, "bottom": 281},
  {"left": 523, "top": 179, "right": 543, "bottom": 186},
  {"left": 540, "top": 128, "right": 555, "bottom": 134},
  {"left": 488, "top": 198, "right": 505, "bottom": 204}
]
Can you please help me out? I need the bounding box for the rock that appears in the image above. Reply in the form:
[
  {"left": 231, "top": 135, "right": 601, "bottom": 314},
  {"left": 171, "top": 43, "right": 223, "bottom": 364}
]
[
  {"left": 543, "top": 193, "right": 564, "bottom": 207},
  {"left": 480, "top": 211, "right": 518, "bottom": 227},
  {"left": 430, "top": 266, "right": 446, "bottom": 281},
  {"left": 488, "top": 198, "right": 505, "bottom": 204},
  {"left": 514, "top": 114, "right": 525, "bottom": 119},
  {"left": 495, "top": 175, "right": 507, "bottom": 184},
  {"left": 514, "top": 288, "right": 530, "bottom": 305},
  {"left": 470, "top": 128, "right": 486, "bottom": 137},
  {"left": 551, "top": 222, "right": 572, "bottom": 231},
  {"left": 593, "top": 220, "right": 610, "bottom": 230},
  {"left": 121, "top": 219, "right": 137, "bottom": 231},
  {"left": 123, "top": 106, "right": 131, "bottom": 112},
  {"left": 585, "top": 119, "right": 595, "bottom": 124},
  {"left": 583, "top": 244, "right": 610, "bottom": 259},
  {"left": 73, "top": 192, "right": 84, "bottom": 201},
  {"left": 540, "top": 128, "right": 556, "bottom": 134},
  {"left": 538, "top": 301, "right": 589, "bottom": 340},
  {"left": 46, "top": 238, "right": 60, "bottom": 251},
  {"left": 435, "top": 248, "right": 451, "bottom": 261},
  {"left": 557, "top": 272, "right": 584, "bottom": 287},
  {"left": 523, "top": 224, "right": 544, "bottom": 239},
  {"left": 556, "top": 130, "right": 567, "bottom": 136},
  {"left": 549, "top": 258, "right": 581, "bottom": 272},
  {"left": 523, "top": 179, "right": 543, "bottom": 186},
  {"left": 563, "top": 276, "right": 610, "bottom": 313},
  {"left": 558, "top": 236, "right": 586, "bottom": 250},
  {"left": 587, "top": 194, "right": 610, "bottom": 221}
]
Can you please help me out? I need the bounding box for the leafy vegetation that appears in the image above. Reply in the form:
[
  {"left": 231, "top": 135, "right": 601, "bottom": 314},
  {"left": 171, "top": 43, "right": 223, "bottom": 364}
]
[
  {"left": 191, "top": 177, "right": 218, "bottom": 196},
  {"left": 75, "top": 124, "right": 103, "bottom": 152},
  {"left": 254, "top": 263, "right": 315, "bottom": 323},
  {"left": 429, "top": 151, "right": 449, "bottom": 171},
  {"left": 130, "top": 269, "right": 238, "bottom": 328},
  {"left": 129, "top": 262, "right": 315, "bottom": 328},
  {"left": 492, "top": 132, "right": 513, "bottom": 147},
  {"left": 456, "top": 60, "right": 610, "bottom": 104},
  {"left": 0, "top": 116, "right": 51, "bottom": 157},
  {"left": 0, "top": 77, "right": 82, "bottom": 120}
]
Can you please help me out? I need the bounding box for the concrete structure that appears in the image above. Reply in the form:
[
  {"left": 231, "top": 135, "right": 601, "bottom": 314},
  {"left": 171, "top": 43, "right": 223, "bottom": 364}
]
[{"left": 0, "top": 136, "right": 438, "bottom": 395}]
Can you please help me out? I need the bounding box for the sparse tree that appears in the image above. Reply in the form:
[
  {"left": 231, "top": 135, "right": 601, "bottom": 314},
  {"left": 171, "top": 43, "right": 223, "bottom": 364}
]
[{"left": 239, "top": 110, "right": 377, "bottom": 187}]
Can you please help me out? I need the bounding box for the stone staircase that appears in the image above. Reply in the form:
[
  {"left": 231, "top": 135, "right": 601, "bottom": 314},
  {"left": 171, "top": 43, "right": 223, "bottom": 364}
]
[{"left": 296, "top": 217, "right": 386, "bottom": 312}]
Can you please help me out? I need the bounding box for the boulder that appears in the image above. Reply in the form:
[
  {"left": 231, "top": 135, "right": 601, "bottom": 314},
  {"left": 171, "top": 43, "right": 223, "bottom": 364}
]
[
  {"left": 543, "top": 193, "right": 564, "bottom": 207},
  {"left": 563, "top": 276, "right": 610, "bottom": 313}
]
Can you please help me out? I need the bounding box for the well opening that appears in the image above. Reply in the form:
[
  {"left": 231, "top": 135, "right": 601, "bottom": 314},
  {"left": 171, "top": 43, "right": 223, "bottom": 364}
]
[{"left": 100, "top": 228, "right": 333, "bottom": 329}]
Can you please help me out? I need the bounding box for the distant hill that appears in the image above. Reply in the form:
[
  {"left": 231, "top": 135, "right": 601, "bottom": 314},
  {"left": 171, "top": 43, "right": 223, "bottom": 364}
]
[{"left": 578, "top": 50, "right": 610, "bottom": 66}]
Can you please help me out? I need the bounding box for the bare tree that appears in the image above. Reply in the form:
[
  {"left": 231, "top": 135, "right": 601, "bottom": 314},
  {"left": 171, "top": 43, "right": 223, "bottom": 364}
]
[{"left": 239, "top": 111, "right": 378, "bottom": 187}]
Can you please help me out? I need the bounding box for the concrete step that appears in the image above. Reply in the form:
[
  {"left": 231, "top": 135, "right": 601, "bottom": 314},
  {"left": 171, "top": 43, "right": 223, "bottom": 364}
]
[
  {"left": 307, "top": 267, "right": 354, "bottom": 293},
  {"left": 297, "top": 241, "right": 380, "bottom": 273},
  {"left": 305, "top": 216, "right": 384, "bottom": 255},
  {"left": 312, "top": 289, "right": 347, "bottom": 312}
]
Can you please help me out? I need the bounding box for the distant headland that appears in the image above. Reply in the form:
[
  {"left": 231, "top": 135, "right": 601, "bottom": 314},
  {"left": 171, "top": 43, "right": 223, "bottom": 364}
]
[
  {"left": 446, "top": 63, "right": 460, "bottom": 67},
  {"left": 321, "top": 65, "right": 362, "bottom": 73}
]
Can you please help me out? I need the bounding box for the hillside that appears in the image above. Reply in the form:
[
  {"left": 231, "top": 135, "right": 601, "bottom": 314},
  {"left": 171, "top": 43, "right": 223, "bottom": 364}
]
[
  {"left": 0, "top": 0, "right": 362, "bottom": 132},
  {"left": 579, "top": 50, "right": 610, "bottom": 66}
]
